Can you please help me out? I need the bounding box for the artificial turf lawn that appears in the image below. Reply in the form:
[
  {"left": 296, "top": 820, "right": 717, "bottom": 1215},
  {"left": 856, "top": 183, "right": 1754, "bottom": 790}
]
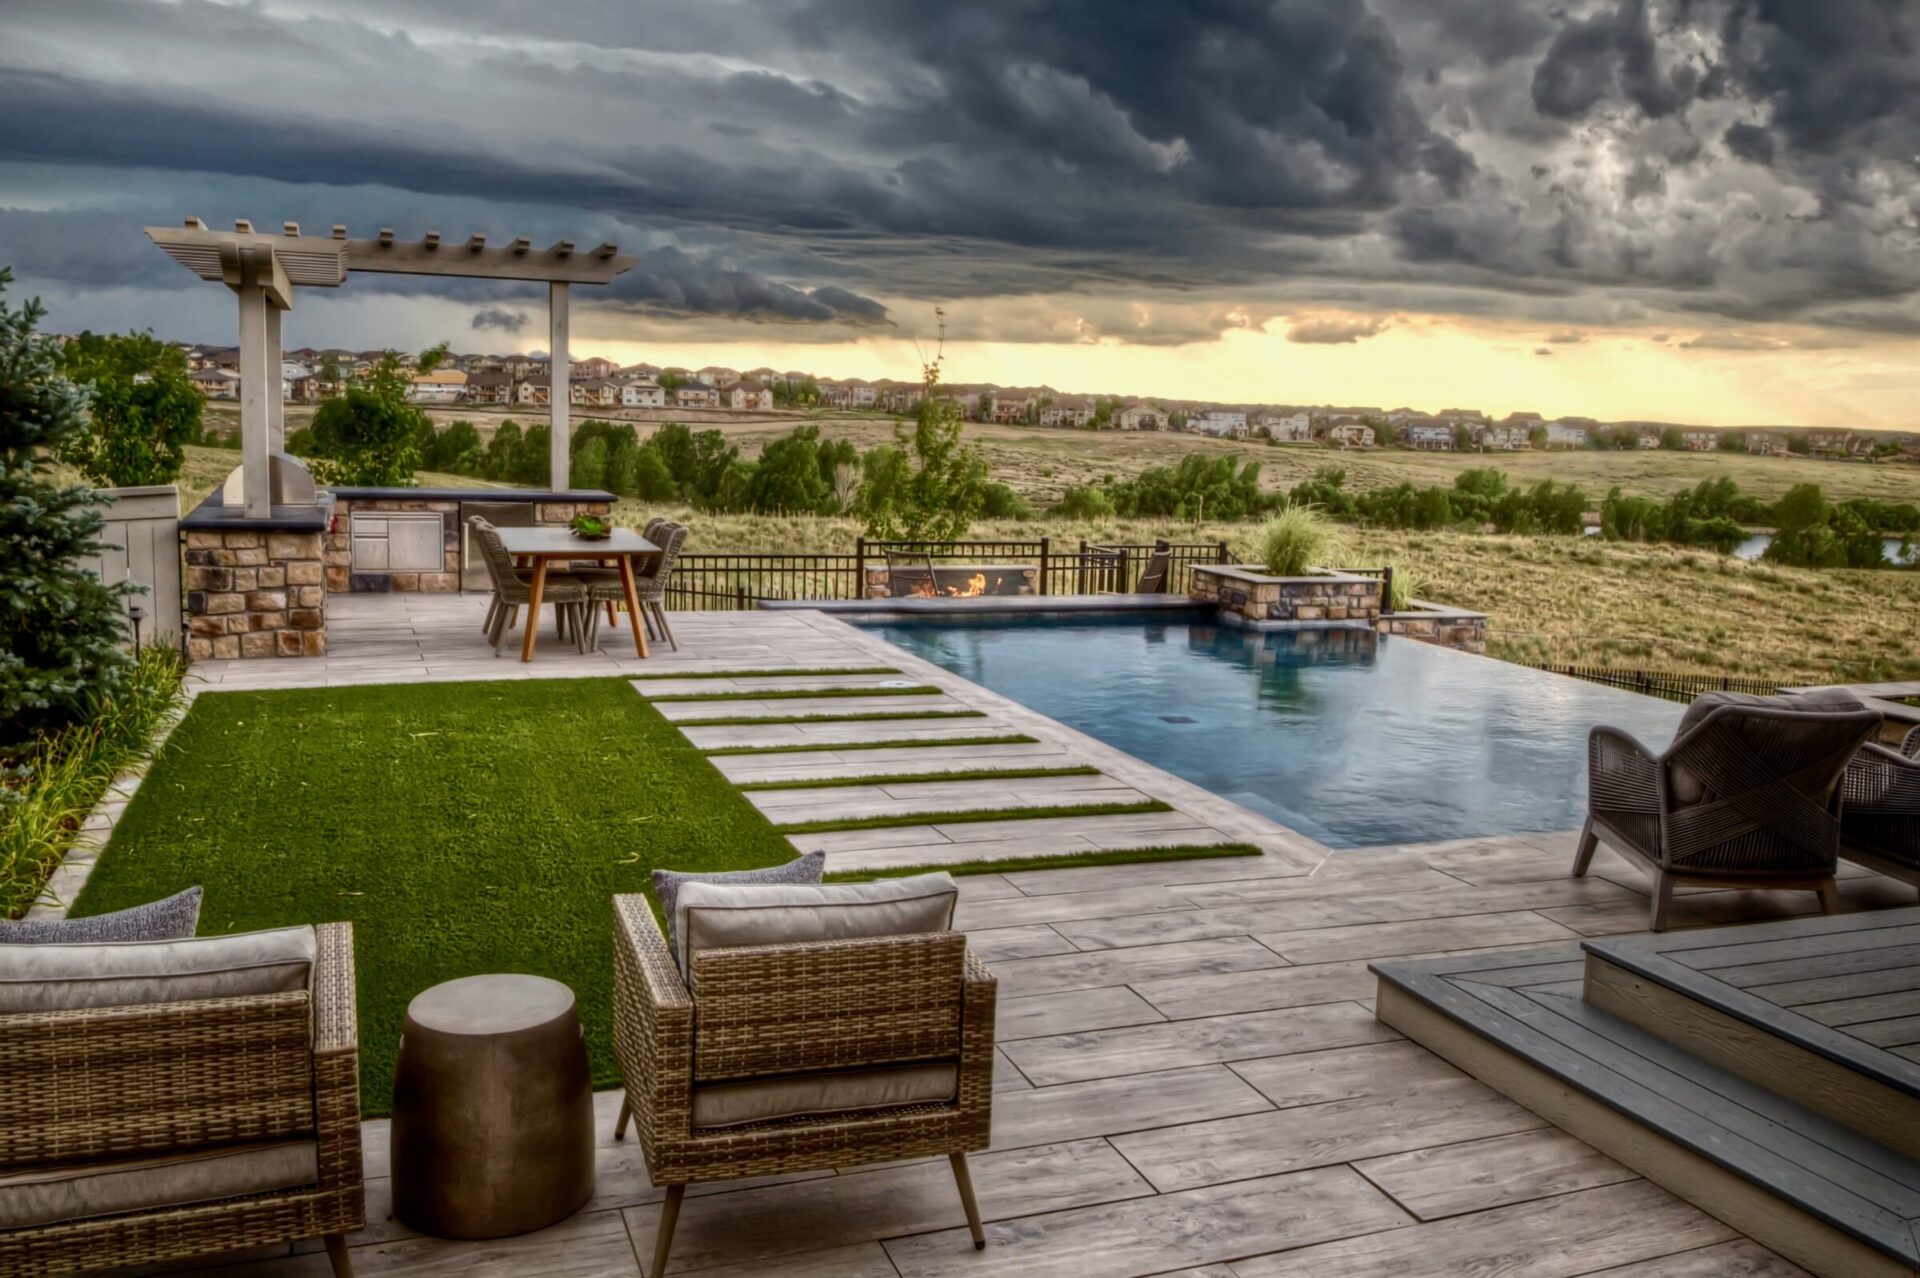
[{"left": 72, "top": 678, "right": 798, "bottom": 1115}]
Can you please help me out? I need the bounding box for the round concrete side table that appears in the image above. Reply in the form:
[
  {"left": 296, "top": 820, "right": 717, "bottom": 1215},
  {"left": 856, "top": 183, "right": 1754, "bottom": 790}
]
[{"left": 390, "top": 974, "right": 595, "bottom": 1239}]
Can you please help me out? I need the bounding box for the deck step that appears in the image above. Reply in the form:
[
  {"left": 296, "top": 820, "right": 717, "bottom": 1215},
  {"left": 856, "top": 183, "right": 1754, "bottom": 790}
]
[
  {"left": 1373, "top": 934, "right": 1920, "bottom": 1278},
  {"left": 1582, "top": 915, "right": 1920, "bottom": 1162}
]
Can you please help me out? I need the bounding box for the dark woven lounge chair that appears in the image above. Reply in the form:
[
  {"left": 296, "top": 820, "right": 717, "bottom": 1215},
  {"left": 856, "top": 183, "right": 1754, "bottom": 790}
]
[
  {"left": 1573, "top": 692, "right": 1881, "bottom": 930},
  {"left": 580, "top": 520, "right": 688, "bottom": 651},
  {"left": 468, "top": 516, "right": 594, "bottom": 655},
  {"left": 1842, "top": 723, "right": 1920, "bottom": 894}
]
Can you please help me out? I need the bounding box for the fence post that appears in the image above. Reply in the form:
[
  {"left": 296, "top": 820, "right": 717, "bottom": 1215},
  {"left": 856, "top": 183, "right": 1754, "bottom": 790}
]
[
  {"left": 1039, "top": 536, "right": 1050, "bottom": 596},
  {"left": 854, "top": 535, "right": 866, "bottom": 601},
  {"left": 1217, "top": 540, "right": 1230, "bottom": 564},
  {"left": 1380, "top": 565, "right": 1394, "bottom": 615}
]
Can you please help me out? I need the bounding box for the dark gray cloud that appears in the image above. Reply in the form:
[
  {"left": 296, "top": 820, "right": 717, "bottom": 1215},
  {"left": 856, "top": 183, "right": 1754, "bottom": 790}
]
[
  {"left": 1287, "top": 314, "right": 1391, "bottom": 344},
  {"left": 1, "top": 0, "right": 1918, "bottom": 344},
  {"left": 471, "top": 307, "right": 528, "bottom": 334}
]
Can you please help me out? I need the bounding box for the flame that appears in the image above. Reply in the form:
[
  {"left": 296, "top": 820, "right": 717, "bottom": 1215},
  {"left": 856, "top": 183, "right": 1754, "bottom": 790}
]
[{"left": 946, "top": 572, "right": 989, "bottom": 598}]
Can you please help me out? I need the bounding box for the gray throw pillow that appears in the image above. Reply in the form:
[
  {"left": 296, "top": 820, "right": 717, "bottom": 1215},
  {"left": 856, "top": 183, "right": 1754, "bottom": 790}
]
[
  {"left": 0, "top": 886, "right": 203, "bottom": 945},
  {"left": 653, "top": 853, "right": 824, "bottom": 956}
]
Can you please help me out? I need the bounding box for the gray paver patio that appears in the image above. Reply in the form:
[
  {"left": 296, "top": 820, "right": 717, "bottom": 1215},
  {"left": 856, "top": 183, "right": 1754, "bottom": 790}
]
[{"left": 156, "top": 598, "right": 1883, "bottom": 1277}]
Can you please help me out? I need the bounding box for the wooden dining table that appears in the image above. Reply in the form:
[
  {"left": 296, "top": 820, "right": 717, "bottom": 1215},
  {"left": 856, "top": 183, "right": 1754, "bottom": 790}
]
[{"left": 496, "top": 526, "right": 660, "bottom": 662}]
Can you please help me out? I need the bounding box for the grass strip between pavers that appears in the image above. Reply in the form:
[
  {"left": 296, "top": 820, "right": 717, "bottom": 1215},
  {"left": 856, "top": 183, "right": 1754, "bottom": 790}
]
[
  {"left": 68, "top": 678, "right": 799, "bottom": 1117},
  {"left": 629, "top": 666, "right": 901, "bottom": 680},
  {"left": 645, "top": 685, "right": 942, "bottom": 703},
  {"left": 672, "top": 709, "right": 986, "bottom": 728},
  {"left": 825, "top": 843, "right": 1265, "bottom": 880},
  {"left": 773, "top": 799, "right": 1173, "bottom": 835},
  {"left": 703, "top": 734, "right": 1039, "bottom": 757},
  {"left": 736, "top": 765, "right": 1103, "bottom": 792}
]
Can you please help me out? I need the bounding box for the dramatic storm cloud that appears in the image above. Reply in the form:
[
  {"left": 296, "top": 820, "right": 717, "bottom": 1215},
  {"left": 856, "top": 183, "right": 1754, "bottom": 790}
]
[{"left": 2, "top": 0, "right": 1918, "bottom": 401}]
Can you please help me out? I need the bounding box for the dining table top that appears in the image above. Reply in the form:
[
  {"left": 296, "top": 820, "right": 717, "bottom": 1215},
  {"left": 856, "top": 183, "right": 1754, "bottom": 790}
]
[{"left": 496, "top": 526, "right": 659, "bottom": 558}]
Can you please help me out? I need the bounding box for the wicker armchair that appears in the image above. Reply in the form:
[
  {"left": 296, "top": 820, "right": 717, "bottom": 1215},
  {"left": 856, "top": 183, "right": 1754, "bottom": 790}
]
[
  {"left": 886, "top": 549, "right": 938, "bottom": 598},
  {"left": 1842, "top": 723, "right": 1920, "bottom": 892},
  {"left": 581, "top": 521, "right": 689, "bottom": 651},
  {"left": 0, "top": 923, "right": 363, "bottom": 1276},
  {"left": 467, "top": 516, "right": 593, "bottom": 654},
  {"left": 1573, "top": 701, "right": 1881, "bottom": 929},
  {"left": 610, "top": 895, "right": 995, "bottom": 1278}
]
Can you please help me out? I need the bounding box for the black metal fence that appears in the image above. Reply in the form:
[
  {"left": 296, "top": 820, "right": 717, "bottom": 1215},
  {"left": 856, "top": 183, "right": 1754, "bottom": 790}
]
[
  {"left": 664, "top": 538, "right": 1234, "bottom": 610},
  {"left": 1519, "top": 663, "right": 1780, "bottom": 704}
]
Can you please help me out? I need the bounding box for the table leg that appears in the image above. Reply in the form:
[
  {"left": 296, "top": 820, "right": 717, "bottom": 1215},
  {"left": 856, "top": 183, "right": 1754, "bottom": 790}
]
[
  {"left": 617, "top": 556, "right": 649, "bottom": 659},
  {"left": 521, "top": 558, "right": 548, "bottom": 662}
]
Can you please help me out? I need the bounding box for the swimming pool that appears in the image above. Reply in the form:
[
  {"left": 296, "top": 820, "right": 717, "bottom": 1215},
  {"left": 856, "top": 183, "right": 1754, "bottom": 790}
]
[{"left": 861, "top": 615, "right": 1683, "bottom": 848}]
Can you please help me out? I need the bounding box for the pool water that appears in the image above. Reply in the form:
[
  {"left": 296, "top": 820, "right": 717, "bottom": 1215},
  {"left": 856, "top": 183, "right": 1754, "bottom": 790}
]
[{"left": 862, "top": 616, "right": 1682, "bottom": 849}]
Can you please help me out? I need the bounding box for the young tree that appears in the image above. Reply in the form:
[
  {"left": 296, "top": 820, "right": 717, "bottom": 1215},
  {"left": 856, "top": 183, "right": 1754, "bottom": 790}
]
[
  {"left": 57, "top": 330, "right": 203, "bottom": 486},
  {"left": 0, "top": 269, "right": 131, "bottom": 747},
  {"left": 307, "top": 351, "right": 426, "bottom": 486},
  {"left": 858, "top": 311, "right": 988, "bottom": 541}
]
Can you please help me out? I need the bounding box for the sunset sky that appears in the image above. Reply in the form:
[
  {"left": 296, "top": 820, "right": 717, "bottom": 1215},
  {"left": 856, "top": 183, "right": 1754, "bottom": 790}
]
[{"left": 4, "top": 1, "right": 1919, "bottom": 428}]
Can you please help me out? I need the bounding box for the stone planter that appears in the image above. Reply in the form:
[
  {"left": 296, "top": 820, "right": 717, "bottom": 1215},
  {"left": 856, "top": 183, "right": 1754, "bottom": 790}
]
[
  {"left": 1376, "top": 604, "right": 1489, "bottom": 654},
  {"left": 1190, "top": 563, "right": 1382, "bottom": 627}
]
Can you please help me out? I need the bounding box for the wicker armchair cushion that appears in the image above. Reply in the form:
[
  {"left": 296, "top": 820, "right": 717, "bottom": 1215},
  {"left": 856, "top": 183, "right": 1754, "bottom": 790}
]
[
  {"left": 0, "top": 886, "right": 201, "bottom": 944},
  {"left": 673, "top": 873, "right": 959, "bottom": 981},
  {"left": 691, "top": 1061, "right": 959, "bottom": 1129},
  {"left": 1670, "top": 689, "right": 1865, "bottom": 805},
  {"left": 652, "top": 851, "right": 825, "bottom": 956},
  {"left": 0, "top": 1139, "right": 318, "bottom": 1230},
  {"left": 0, "top": 925, "right": 315, "bottom": 1013}
]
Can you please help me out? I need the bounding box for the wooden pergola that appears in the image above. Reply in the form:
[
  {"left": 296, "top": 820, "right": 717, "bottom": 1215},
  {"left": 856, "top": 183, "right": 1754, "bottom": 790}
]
[{"left": 146, "top": 218, "right": 636, "bottom": 516}]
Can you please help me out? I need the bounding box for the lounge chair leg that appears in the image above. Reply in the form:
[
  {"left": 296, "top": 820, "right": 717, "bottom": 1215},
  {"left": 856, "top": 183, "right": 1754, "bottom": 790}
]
[
  {"left": 1817, "top": 881, "right": 1842, "bottom": 915},
  {"left": 614, "top": 1095, "right": 632, "bottom": 1140},
  {"left": 607, "top": 601, "right": 619, "bottom": 628},
  {"left": 1572, "top": 818, "right": 1598, "bottom": 877},
  {"left": 1648, "top": 869, "right": 1674, "bottom": 932},
  {"left": 483, "top": 596, "right": 499, "bottom": 635},
  {"left": 949, "top": 1152, "right": 985, "bottom": 1250},
  {"left": 650, "top": 1184, "right": 685, "bottom": 1278},
  {"left": 488, "top": 601, "right": 512, "bottom": 655},
  {"left": 507, "top": 605, "right": 520, "bottom": 631},
  {"left": 323, "top": 1233, "right": 353, "bottom": 1277}
]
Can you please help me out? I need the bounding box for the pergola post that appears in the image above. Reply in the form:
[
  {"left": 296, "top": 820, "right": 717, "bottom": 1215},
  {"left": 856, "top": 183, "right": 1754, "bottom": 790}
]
[
  {"left": 265, "top": 302, "right": 285, "bottom": 453},
  {"left": 549, "top": 281, "right": 570, "bottom": 489},
  {"left": 236, "top": 285, "right": 274, "bottom": 519}
]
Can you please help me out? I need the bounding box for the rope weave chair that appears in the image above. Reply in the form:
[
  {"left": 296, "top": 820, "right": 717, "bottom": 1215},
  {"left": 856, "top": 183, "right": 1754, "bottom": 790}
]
[
  {"left": 581, "top": 521, "right": 688, "bottom": 651},
  {"left": 610, "top": 896, "right": 994, "bottom": 1278},
  {"left": 885, "top": 549, "right": 938, "bottom": 598},
  {"left": 1573, "top": 701, "right": 1881, "bottom": 930},
  {"left": 467, "top": 516, "right": 594, "bottom": 655},
  {"left": 0, "top": 924, "right": 363, "bottom": 1276},
  {"left": 1842, "top": 723, "right": 1920, "bottom": 894}
]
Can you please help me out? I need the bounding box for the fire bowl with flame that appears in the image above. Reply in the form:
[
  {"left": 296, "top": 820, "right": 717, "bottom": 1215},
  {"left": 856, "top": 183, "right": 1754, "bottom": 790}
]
[{"left": 864, "top": 563, "right": 1039, "bottom": 600}]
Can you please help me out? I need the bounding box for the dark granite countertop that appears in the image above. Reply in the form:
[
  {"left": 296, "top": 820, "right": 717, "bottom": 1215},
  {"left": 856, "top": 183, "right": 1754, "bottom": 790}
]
[
  {"left": 179, "top": 491, "right": 334, "bottom": 533},
  {"left": 328, "top": 486, "right": 616, "bottom": 502}
]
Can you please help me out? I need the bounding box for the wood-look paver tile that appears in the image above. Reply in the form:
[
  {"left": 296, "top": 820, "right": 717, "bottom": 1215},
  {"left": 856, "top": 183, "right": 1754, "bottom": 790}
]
[
  {"left": 988, "top": 1064, "right": 1272, "bottom": 1150},
  {"left": 1226, "top": 1040, "right": 1473, "bottom": 1108},
  {"left": 1576, "top": 1239, "right": 1812, "bottom": 1276},
  {"left": 647, "top": 1241, "right": 902, "bottom": 1278},
  {"left": 958, "top": 885, "right": 1204, "bottom": 931},
  {"left": 1352, "top": 1129, "right": 1637, "bottom": 1221},
  {"left": 619, "top": 1138, "right": 1150, "bottom": 1274},
  {"left": 996, "top": 853, "right": 1312, "bottom": 896},
  {"left": 1134, "top": 959, "right": 1376, "bottom": 1020},
  {"left": 1001, "top": 1001, "right": 1397, "bottom": 1086},
  {"left": 1253, "top": 911, "right": 1581, "bottom": 964},
  {"left": 882, "top": 1165, "right": 1409, "bottom": 1278},
  {"left": 1114, "top": 1077, "right": 1541, "bottom": 1191},
  {"left": 991, "top": 936, "right": 1291, "bottom": 999},
  {"left": 966, "top": 924, "right": 1079, "bottom": 962},
  {"left": 1226, "top": 1180, "right": 1736, "bottom": 1278},
  {"left": 997, "top": 985, "right": 1166, "bottom": 1040}
]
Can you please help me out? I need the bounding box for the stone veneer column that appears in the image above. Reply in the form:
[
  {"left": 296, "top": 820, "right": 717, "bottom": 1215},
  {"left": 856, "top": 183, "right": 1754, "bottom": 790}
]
[{"left": 185, "top": 530, "right": 328, "bottom": 659}]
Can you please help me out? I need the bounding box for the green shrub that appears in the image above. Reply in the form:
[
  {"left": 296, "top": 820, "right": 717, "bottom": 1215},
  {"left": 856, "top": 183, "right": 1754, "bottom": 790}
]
[
  {"left": 56, "top": 330, "right": 203, "bottom": 486},
  {"left": 1257, "top": 503, "right": 1345, "bottom": 576}
]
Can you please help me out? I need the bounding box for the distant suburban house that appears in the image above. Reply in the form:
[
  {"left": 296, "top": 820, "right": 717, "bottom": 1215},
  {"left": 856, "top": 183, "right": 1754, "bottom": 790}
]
[
  {"left": 571, "top": 356, "right": 619, "bottom": 382},
  {"left": 878, "top": 383, "right": 924, "bottom": 414},
  {"left": 620, "top": 379, "right": 666, "bottom": 408},
  {"left": 1406, "top": 423, "right": 1456, "bottom": 451},
  {"left": 728, "top": 381, "right": 774, "bottom": 410},
  {"left": 1040, "top": 398, "right": 1094, "bottom": 428},
  {"left": 1543, "top": 421, "right": 1588, "bottom": 448},
  {"left": 1807, "top": 430, "right": 1852, "bottom": 456},
  {"left": 190, "top": 367, "right": 240, "bottom": 399},
  {"left": 1747, "top": 431, "right": 1785, "bottom": 456},
  {"left": 571, "top": 378, "right": 621, "bottom": 407},
  {"left": 1474, "top": 425, "right": 1529, "bottom": 450},
  {"left": 816, "top": 379, "right": 853, "bottom": 409},
  {"left": 1257, "top": 411, "right": 1313, "bottom": 441},
  {"left": 675, "top": 381, "right": 719, "bottom": 408},
  {"left": 516, "top": 375, "right": 551, "bottom": 407},
  {"left": 501, "top": 355, "right": 545, "bottom": 380},
  {"left": 1189, "top": 410, "right": 1248, "bottom": 437},
  {"left": 281, "top": 362, "right": 318, "bottom": 402},
  {"left": 697, "top": 366, "right": 739, "bottom": 388},
  {"left": 464, "top": 371, "right": 514, "bottom": 405},
  {"left": 1326, "top": 421, "right": 1375, "bottom": 449},
  {"left": 1683, "top": 430, "right": 1719, "bottom": 451},
  {"left": 1114, "top": 403, "right": 1169, "bottom": 431},
  {"left": 847, "top": 380, "right": 878, "bottom": 408},
  {"left": 989, "top": 396, "right": 1030, "bottom": 424},
  {"left": 1637, "top": 431, "right": 1662, "bottom": 449},
  {"left": 408, "top": 369, "right": 468, "bottom": 404}
]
